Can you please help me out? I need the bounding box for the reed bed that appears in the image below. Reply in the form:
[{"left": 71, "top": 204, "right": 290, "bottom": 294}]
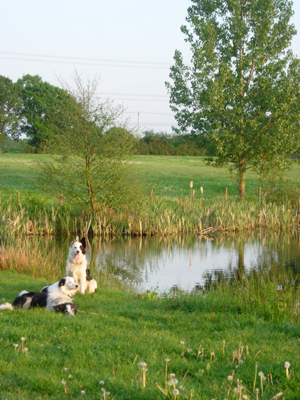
[
  {"left": 0, "top": 239, "right": 65, "bottom": 280},
  {"left": 1, "top": 193, "right": 300, "bottom": 238}
]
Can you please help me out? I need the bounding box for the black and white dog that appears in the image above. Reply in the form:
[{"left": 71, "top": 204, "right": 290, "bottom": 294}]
[
  {"left": 41, "top": 276, "right": 79, "bottom": 298},
  {"left": 66, "top": 236, "right": 97, "bottom": 294},
  {"left": 0, "top": 277, "right": 79, "bottom": 316}
]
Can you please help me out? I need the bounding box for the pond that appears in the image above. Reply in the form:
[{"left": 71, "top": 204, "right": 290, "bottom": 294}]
[{"left": 35, "top": 231, "right": 300, "bottom": 293}]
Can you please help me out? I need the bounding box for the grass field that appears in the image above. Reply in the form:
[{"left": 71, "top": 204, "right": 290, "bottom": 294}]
[
  {"left": 0, "top": 154, "right": 300, "bottom": 398},
  {"left": 0, "top": 270, "right": 299, "bottom": 400},
  {"left": 1, "top": 153, "right": 299, "bottom": 200},
  {"left": 1, "top": 153, "right": 300, "bottom": 236}
]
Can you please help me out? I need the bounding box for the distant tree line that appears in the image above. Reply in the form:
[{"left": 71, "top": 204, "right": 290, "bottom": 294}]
[
  {"left": 136, "top": 130, "right": 205, "bottom": 156},
  {"left": 0, "top": 73, "right": 205, "bottom": 156}
]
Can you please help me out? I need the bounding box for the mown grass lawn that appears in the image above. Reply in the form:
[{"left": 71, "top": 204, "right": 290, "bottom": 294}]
[
  {"left": 0, "top": 271, "right": 299, "bottom": 400},
  {"left": 1, "top": 153, "right": 299, "bottom": 200}
]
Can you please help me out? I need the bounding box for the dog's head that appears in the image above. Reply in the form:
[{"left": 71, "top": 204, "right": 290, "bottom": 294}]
[
  {"left": 69, "top": 236, "right": 86, "bottom": 261},
  {"left": 58, "top": 277, "right": 79, "bottom": 298}
]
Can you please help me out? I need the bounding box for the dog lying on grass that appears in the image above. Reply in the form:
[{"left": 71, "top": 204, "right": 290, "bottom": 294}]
[
  {"left": 41, "top": 276, "right": 79, "bottom": 297},
  {"left": 0, "top": 277, "right": 79, "bottom": 316},
  {"left": 66, "top": 236, "right": 97, "bottom": 294}
]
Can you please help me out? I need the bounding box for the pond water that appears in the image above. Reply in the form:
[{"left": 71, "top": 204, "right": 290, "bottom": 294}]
[{"left": 40, "top": 231, "right": 300, "bottom": 293}]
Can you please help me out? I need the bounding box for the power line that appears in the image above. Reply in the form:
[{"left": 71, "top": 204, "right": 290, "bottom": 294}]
[
  {"left": 98, "top": 92, "right": 168, "bottom": 98},
  {"left": 0, "top": 52, "right": 171, "bottom": 69},
  {"left": 0, "top": 51, "right": 170, "bottom": 66},
  {"left": 125, "top": 111, "right": 173, "bottom": 116},
  {"left": 107, "top": 98, "right": 168, "bottom": 102}
]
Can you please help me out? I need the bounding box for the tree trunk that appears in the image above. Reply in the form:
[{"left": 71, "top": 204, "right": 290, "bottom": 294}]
[
  {"left": 85, "top": 155, "right": 97, "bottom": 214},
  {"left": 237, "top": 241, "right": 245, "bottom": 281},
  {"left": 0, "top": 133, "right": 3, "bottom": 154},
  {"left": 239, "top": 161, "right": 246, "bottom": 201}
]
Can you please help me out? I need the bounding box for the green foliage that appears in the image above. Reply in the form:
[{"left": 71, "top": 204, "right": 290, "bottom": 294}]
[
  {"left": 16, "top": 74, "right": 71, "bottom": 153},
  {"left": 0, "top": 75, "right": 22, "bottom": 151},
  {"left": 166, "top": 0, "right": 300, "bottom": 200},
  {"left": 1, "top": 136, "right": 28, "bottom": 153},
  {"left": 38, "top": 72, "right": 144, "bottom": 216},
  {"left": 137, "top": 130, "right": 205, "bottom": 156},
  {"left": 259, "top": 175, "right": 300, "bottom": 206}
]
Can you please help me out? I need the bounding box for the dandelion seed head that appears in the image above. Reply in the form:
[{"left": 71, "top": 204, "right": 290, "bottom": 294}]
[
  {"left": 165, "top": 358, "right": 170, "bottom": 362},
  {"left": 173, "top": 389, "right": 180, "bottom": 395},
  {"left": 80, "top": 390, "right": 85, "bottom": 395},
  {"left": 258, "top": 371, "right": 264, "bottom": 377},
  {"left": 61, "top": 380, "right": 66, "bottom": 385},
  {"left": 13, "top": 344, "right": 18, "bottom": 348},
  {"left": 20, "top": 337, "right": 26, "bottom": 342},
  {"left": 68, "top": 375, "right": 73, "bottom": 379},
  {"left": 64, "top": 368, "right": 69, "bottom": 371},
  {"left": 284, "top": 361, "right": 291, "bottom": 369},
  {"left": 167, "top": 378, "right": 178, "bottom": 386},
  {"left": 227, "top": 375, "right": 233, "bottom": 381},
  {"left": 23, "top": 347, "right": 28, "bottom": 352},
  {"left": 180, "top": 341, "right": 185, "bottom": 345},
  {"left": 99, "top": 381, "right": 105, "bottom": 385},
  {"left": 138, "top": 362, "right": 147, "bottom": 369},
  {"left": 168, "top": 373, "right": 176, "bottom": 378},
  {"left": 242, "top": 396, "right": 248, "bottom": 400}
]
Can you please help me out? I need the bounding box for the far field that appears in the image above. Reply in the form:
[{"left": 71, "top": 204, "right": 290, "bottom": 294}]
[{"left": 0, "top": 153, "right": 299, "bottom": 200}]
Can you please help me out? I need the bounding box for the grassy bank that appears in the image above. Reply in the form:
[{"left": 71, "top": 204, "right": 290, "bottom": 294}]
[
  {"left": 0, "top": 270, "right": 299, "bottom": 400},
  {"left": 1, "top": 154, "right": 300, "bottom": 237}
]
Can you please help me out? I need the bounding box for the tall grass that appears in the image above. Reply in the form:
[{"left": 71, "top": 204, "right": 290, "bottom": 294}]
[{"left": 1, "top": 192, "right": 299, "bottom": 238}]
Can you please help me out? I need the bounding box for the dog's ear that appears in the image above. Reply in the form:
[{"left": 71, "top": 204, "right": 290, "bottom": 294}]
[
  {"left": 59, "top": 278, "right": 66, "bottom": 287},
  {"left": 80, "top": 237, "right": 86, "bottom": 248},
  {"left": 71, "top": 236, "right": 79, "bottom": 245}
]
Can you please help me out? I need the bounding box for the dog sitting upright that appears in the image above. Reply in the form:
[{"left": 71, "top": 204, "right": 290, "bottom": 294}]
[{"left": 66, "top": 236, "right": 97, "bottom": 294}]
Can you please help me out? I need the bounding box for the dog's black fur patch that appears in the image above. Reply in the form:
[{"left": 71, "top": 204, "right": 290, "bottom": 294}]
[
  {"left": 53, "top": 303, "right": 78, "bottom": 314},
  {"left": 58, "top": 278, "right": 66, "bottom": 287},
  {"left": 79, "top": 237, "right": 86, "bottom": 255},
  {"left": 12, "top": 292, "right": 48, "bottom": 308},
  {"left": 86, "top": 269, "right": 92, "bottom": 281}
]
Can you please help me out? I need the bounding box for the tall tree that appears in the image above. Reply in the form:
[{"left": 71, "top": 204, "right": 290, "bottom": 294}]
[
  {"left": 39, "top": 72, "right": 143, "bottom": 215},
  {"left": 17, "top": 74, "right": 70, "bottom": 153},
  {"left": 0, "top": 76, "right": 22, "bottom": 153},
  {"left": 166, "top": 0, "right": 300, "bottom": 200}
]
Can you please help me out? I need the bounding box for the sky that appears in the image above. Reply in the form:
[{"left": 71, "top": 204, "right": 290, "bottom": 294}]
[{"left": 1, "top": 0, "right": 300, "bottom": 135}]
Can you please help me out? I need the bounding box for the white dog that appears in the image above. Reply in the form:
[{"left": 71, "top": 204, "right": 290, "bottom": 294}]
[
  {"left": 0, "top": 277, "right": 79, "bottom": 316},
  {"left": 66, "top": 237, "right": 97, "bottom": 294}
]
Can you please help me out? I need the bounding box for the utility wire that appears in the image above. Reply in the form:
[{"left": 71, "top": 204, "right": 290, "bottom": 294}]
[
  {"left": 0, "top": 52, "right": 170, "bottom": 69},
  {"left": 0, "top": 51, "right": 170, "bottom": 66},
  {"left": 97, "top": 92, "right": 168, "bottom": 98}
]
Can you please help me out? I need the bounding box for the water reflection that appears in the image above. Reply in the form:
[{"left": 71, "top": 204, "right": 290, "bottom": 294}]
[
  {"left": 8, "top": 232, "right": 300, "bottom": 292},
  {"left": 91, "top": 232, "right": 300, "bottom": 292}
]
